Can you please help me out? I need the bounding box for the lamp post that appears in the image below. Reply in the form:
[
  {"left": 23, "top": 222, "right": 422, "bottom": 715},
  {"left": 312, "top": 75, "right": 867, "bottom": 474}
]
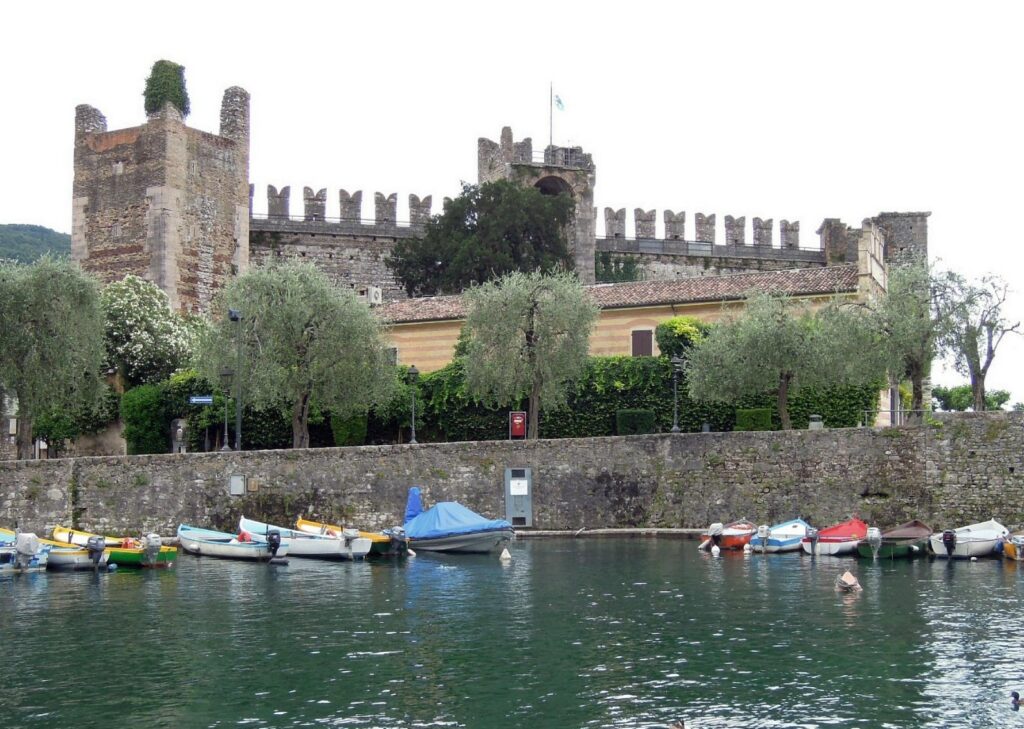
[
  {"left": 229, "top": 309, "right": 242, "bottom": 451},
  {"left": 670, "top": 355, "right": 683, "bottom": 434},
  {"left": 407, "top": 365, "right": 419, "bottom": 444},
  {"left": 219, "top": 366, "right": 233, "bottom": 451}
]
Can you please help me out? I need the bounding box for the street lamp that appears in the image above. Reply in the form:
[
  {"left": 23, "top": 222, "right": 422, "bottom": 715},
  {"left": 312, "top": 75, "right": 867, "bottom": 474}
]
[
  {"left": 407, "top": 365, "right": 419, "bottom": 444},
  {"left": 670, "top": 355, "right": 683, "bottom": 434},
  {"left": 229, "top": 309, "right": 242, "bottom": 451},
  {"left": 219, "top": 366, "right": 233, "bottom": 451}
]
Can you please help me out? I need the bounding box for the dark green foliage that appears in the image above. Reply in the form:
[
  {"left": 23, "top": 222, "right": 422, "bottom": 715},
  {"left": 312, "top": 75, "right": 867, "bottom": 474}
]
[
  {"left": 332, "top": 413, "right": 368, "bottom": 446},
  {"left": 655, "top": 316, "right": 713, "bottom": 362},
  {"left": 121, "top": 384, "right": 167, "bottom": 455},
  {"left": 0, "top": 225, "right": 71, "bottom": 263},
  {"left": 365, "top": 355, "right": 881, "bottom": 443},
  {"left": 33, "top": 386, "right": 121, "bottom": 457},
  {"left": 932, "top": 384, "right": 1010, "bottom": 411},
  {"left": 735, "top": 408, "right": 773, "bottom": 431},
  {"left": 595, "top": 252, "right": 643, "bottom": 283},
  {"left": 144, "top": 60, "right": 190, "bottom": 117},
  {"left": 386, "top": 180, "right": 575, "bottom": 296},
  {"left": 616, "top": 409, "right": 657, "bottom": 435}
]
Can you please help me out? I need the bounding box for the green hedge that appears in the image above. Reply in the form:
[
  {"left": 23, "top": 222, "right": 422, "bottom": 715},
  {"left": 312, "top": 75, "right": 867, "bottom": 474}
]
[
  {"left": 735, "top": 408, "right": 773, "bottom": 431},
  {"left": 616, "top": 409, "right": 657, "bottom": 435}
]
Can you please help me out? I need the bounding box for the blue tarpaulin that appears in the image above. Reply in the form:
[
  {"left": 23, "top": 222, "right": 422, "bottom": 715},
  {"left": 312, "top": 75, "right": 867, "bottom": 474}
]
[{"left": 403, "top": 487, "right": 512, "bottom": 540}]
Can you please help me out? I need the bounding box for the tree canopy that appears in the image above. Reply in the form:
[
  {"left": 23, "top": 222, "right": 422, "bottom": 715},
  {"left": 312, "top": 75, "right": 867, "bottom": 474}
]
[
  {"left": 687, "top": 291, "right": 882, "bottom": 429},
  {"left": 933, "top": 271, "right": 1020, "bottom": 411},
  {"left": 0, "top": 256, "right": 105, "bottom": 458},
  {"left": 143, "top": 59, "right": 190, "bottom": 117},
  {"left": 0, "top": 224, "right": 70, "bottom": 263},
  {"left": 101, "top": 274, "right": 198, "bottom": 387},
  {"left": 870, "top": 260, "right": 939, "bottom": 415},
  {"left": 386, "top": 180, "right": 575, "bottom": 297},
  {"left": 196, "top": 260, "right": 397, "bottom": 448},
  {"left": 462, "top": 270, "right": 599, "bottom": 439},
  {"left": 932, "top": 383, "right": 1010, "bottom": 412},
  {"left": 654, "top": 315, "right": 712, "bottom": 363}
]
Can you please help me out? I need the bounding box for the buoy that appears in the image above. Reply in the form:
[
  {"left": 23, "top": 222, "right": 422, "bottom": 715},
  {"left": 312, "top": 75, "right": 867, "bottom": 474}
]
[
  {"left": 499, "top": 548, "right": 512, "bottom": 561},
  {"left": 970, "top": 556, "right": 978, "bottom": 562},
  {"left": 711, "top": 545, "right": 721, "bottom": 557},
  {"left": 107, "top": 563, "right": 118, "bottom": 572},
  {"left": 743, "top": 543, "right": 752, "bottom": 554},
  {"left": 407, "top": 548, "right": 416, "bottom": 557}
]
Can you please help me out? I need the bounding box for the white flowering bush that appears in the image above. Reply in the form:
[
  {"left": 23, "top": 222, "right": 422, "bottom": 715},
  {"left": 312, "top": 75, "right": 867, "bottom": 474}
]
[{"left": 101, "top": 275, "right": 196, "bottom": 386}]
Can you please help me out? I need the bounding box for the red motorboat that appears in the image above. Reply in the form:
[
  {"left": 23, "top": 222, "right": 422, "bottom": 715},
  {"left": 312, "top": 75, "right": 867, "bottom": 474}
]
[
  {"left": 700, "top": 519, "right": 757, "bottom": 551},
  {"left": 801, "top": 517, "right": 867, "bottom": 556}
]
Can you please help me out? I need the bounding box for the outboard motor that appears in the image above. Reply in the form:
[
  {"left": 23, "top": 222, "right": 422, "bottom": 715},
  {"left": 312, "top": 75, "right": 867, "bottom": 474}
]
[
  {"left": 756, "top": 524, "right": 770, "bottom": 553},
  {"left": 86, "top": 536, "right": 106, "bottom": 568},
  {"left": 866, "top": 527, "right": 883, "bottom": 560},
  {"left": 806, "top": 527, "right": 820, "bottom": 555},
  {"left": 14, "top": 532, "right": 41, "bottom": 571},
  {"left": 941, "top": 529, "right": 957, "bottom": 557},
  {"left": 142, "top": 534, "right": 163, "bottom": 566},
  {"left": 708, "top": 522, "right": 723, "bottom": 550},
  {"left": 388, "top": 527, "right": 408, "bottom": 556},
  {"left": 342, "top": 528, "right": 360, "bottom": 548},
  {"left": 266, "top": 530, "right": 282, "bottom": 558}
]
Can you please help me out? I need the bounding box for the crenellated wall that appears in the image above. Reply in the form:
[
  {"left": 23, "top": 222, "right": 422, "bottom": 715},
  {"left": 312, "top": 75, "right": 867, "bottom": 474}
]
[{"left": 2, "top": 413, "right": 1021, "bottom": 537}]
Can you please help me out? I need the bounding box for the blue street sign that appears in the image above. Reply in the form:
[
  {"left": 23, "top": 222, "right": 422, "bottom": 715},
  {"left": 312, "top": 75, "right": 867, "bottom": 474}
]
[{"left": 189, "top": 395, "right": 214, "bottom": 405}]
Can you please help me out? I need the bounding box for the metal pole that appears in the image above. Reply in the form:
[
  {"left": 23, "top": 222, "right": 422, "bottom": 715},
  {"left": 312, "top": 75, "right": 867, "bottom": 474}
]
[
  {"left": 222, "top": 391, "right": 231, "bottom": 451},
  {"left": 408, "top": 364, "right": 419, "bottom": 445},
  {"left": 671, "top": 355, "right": 681, "bottom": 433},
  {"left": 231, "top": 310, "right": 243, "bottom": 451},
  {"left": 549, "top": 82, "right": 553, "bottom": 149}
]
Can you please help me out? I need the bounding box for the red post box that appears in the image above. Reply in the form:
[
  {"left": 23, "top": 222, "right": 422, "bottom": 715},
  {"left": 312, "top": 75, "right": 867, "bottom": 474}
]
[{"left": 509, "top": 411, "right": 527, "bottom": 439}]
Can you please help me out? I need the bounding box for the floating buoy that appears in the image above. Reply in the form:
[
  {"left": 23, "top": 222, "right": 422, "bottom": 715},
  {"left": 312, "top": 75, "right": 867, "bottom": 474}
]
[
  {"left": 743, "top": 543, "right": 752, "bottom": 554},
  {"left": 107, "top": 563, "right": 117, "bottom": 572},
  {"left": 970, "top": 556, "right": 978, "bottom": 562},
  {"left": 407, "top": 548, "right": 416, "bottom": 558},
  {"left": 711, "top": 545, "right": 721, "bottom": 557},
  {"left": 499, "top": 548, "right": 512, "bottom": 562}
]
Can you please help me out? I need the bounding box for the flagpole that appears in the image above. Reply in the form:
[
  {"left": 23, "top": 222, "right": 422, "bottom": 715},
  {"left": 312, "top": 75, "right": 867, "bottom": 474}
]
[{"left": 549, "top": 82, "right": 553, "bottom": 149}]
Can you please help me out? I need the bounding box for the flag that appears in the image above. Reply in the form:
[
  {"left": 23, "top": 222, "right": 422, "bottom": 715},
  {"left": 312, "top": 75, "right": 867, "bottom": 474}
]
[{"left": 554, "top": 94, "right": 565, "bottom": 111}]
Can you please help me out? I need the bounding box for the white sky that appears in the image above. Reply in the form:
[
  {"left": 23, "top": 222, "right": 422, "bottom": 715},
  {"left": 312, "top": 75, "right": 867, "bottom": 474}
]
[{"left": 2, "top": 1, "right": 1022, "bottom": 403}]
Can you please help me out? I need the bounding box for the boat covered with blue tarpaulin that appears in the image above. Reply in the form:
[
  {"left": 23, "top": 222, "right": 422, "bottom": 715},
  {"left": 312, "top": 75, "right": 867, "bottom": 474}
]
[{"left": 403, "top": 487, "right": 514, "bottom": 553}]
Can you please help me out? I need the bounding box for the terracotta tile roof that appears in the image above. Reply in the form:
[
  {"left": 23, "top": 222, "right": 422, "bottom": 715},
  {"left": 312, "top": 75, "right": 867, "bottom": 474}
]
[{"left": 379, "top": 264, "right": 859, "bottom": 324}]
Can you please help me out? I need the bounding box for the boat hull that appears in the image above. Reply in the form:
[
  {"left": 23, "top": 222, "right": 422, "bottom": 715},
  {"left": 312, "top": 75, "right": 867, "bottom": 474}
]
[
  {"left": 409, "top": 528, "right": 514, "bottom": 554},
  {"left": 928, "top": 535, "right": 999, "bottom": 559},
  {"left": 857, "top": 539, "right": 929, "bottom": 559},
  {"left": 177, "top": 525, "right": 289, "bottom": 562},
  {"left": 47, "top": 547, "right": 110, "bottom": 570},
  {"left": 52, "top": 525, "right": 177, "bottom": 568},
  {"left": 239, "top": 517, "right": 371, "bottom": 560},
  {"left": 753, "top": 536, "right": 805, "bottom": 553},
  {"left": 802, "top": 539, "right": 861, "bottom": 556},
  {"left": 0, "top": 545, "right": 50, "bottom": 573},
  {"left": 1004, "top": 537, "right": 1024, "bottom": 561},
  {"left": 295, "top": 518, "right": 407, "bottom": 556}
]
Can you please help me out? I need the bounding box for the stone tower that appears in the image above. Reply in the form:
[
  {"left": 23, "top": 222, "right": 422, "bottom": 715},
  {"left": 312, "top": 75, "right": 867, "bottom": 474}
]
[
  {"left": 72, "top": 86, "right": 251, "bottom": 312},
  {"left": 478, "top": 127, "right": 597, "bottom": 284}
]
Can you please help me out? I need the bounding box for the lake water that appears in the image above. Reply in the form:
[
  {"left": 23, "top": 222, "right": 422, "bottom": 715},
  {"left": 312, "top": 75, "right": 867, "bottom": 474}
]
[{"left": 1, "top": 538, "right": 1023, "bottom": 728}]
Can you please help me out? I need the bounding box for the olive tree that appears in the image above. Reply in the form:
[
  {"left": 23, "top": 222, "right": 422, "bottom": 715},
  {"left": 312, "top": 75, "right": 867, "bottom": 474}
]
[
  {"left": 463, "top": 270, "right": 599, "bottom": 439},
  {"left": 196, "top": 260, "right": 397, "bottom": 448},
  {"left": 687, "top": 291, "right": 881, "bottom": 430},
  {"left": 0, "top": 257, "right": 105, "bottom": 458},
  {"left": 933, "top": 271, "right": 1020, "bottom": 411}
]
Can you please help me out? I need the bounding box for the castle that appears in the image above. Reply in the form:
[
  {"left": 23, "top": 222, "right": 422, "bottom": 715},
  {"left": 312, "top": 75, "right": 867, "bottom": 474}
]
[{"left": 70, "top": 81, "right": 928, "bottom": 315}]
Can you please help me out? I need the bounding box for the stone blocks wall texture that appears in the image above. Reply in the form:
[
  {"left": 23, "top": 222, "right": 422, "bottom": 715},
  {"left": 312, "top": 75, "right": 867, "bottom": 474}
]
[{"left": 2, "top": 413, "right": 1022, "bottom": 538}]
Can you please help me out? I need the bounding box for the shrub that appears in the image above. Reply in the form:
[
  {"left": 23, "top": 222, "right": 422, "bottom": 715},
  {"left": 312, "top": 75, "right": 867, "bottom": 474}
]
[
  {"left": 735, "top": 408, "right": 773, "bottom": 431},
  {"left": 120, "top": 384, "right": 168, "bottom": 454},
  {"left": 332, "top": 413, "right": 368, "bottom": 447},
  {"left": 143, "top": 60, "right": 190, "bottom": 117},
  {"left": 655, "top": 316, "right": 712, "bottom": 361},
  {"left": 616, "top": 409, "right": 657, "bottom": 435}
]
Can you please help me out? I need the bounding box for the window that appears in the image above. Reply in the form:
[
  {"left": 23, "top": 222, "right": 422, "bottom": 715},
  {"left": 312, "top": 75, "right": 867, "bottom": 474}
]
[{"left": 631, "top": 330, "right": 653, "bottom": 357}]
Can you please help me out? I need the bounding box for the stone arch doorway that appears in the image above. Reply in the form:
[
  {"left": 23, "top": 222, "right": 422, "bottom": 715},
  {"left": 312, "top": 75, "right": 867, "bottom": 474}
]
[{"left": 534, "top": 175, "right": 574, "bottom": 198}]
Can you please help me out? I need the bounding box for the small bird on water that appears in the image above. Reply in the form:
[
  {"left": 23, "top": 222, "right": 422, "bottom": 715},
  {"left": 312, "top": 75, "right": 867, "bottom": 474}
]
[{"left": 1012, "top": 691, "right": 1020, "bottom": 709}]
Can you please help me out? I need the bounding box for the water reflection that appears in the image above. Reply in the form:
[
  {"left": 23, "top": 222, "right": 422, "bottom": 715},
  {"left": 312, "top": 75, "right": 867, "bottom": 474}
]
[{"left": 3, "top": 541, "right": 1023, "bottom": 727}]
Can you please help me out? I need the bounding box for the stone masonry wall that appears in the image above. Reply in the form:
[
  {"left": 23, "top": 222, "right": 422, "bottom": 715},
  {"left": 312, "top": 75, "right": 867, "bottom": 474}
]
[{"left": 2, "top": 413, "right": 1022, "bottom": 538}]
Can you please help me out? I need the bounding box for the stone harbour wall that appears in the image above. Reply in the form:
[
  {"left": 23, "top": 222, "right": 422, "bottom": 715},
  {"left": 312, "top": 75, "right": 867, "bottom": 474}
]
[{"left": 1, "top": 412, "right": 1022, "bottom": 537}]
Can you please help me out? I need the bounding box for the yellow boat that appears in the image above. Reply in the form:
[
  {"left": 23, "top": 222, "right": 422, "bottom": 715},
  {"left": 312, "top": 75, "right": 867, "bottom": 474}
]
[
  {"left": 295, "top": 517, "right": 407, "bottom": 557},
  {"left": 1, "top": 527, "right": 109, "bottom": 570},
  {"left": 1004, "top": 535, "right": 1024, "bottom": 561},
  {"left": 52, "top": 525, "right": 177, "bottom": 568}
]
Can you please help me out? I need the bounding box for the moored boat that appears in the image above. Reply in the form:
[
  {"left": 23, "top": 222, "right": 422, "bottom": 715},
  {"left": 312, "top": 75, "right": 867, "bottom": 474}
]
[
  {"left": 402, "top": 487, "right": 514, "bottom": 554},
  {"left": 929, "top": 519, "right": 1008, "bottom": 559},
  {"left": 295, "top": 517, "right": 408, "bottom": 557},
  {"left": 801, "top": 517, "right": 867, "bottom": 556},
  {"left": 52, "top": 525, "right": 177, "bottom": 568},
  {"left": 699, "top": 519, "right": 757, "bottom": 551},
  {"left": 1003, "top": 535, "right": 1024, "bottom": 561},
  {"left": 239, "top": 516, "right": 371, "bottom": 560},
  {"left": 751, "top": 518, "right": 813, "bottom": 553},
  {"left": 0, "top": 533, "right": 50, "bottom": 574},
  {"left": 177, "top": 524, "right": 289, "bottom": 562},
  {"left": 2, "top": 527, "right": 108, "bottom": 571},
  {"left": 857, "top": 520, "right": 931, "bottom": 559}
]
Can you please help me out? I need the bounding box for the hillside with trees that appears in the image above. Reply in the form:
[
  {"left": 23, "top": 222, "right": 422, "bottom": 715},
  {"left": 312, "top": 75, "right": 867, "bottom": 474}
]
[{"left": 0, "top": 224, "right": 71, "bottom": 263}]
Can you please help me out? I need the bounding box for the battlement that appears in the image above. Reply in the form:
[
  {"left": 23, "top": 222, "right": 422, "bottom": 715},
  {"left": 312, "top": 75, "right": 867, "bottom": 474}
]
[
  {"left": 250, "top": 185, "right": 434, "bottom": 235},
  {"left": 478, "top": 126, "right": 594, "bottom": 184},
  {"left": 601, "top": 207, "right": 811, "bottom": 252}
]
